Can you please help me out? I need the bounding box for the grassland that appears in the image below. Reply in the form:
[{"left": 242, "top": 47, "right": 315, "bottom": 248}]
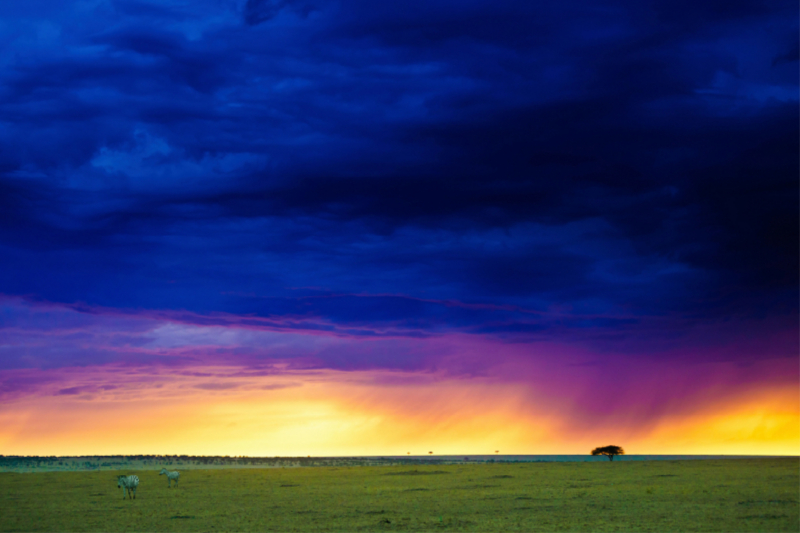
[{"left": 0, "top": 458, "right": 797, "bottom": 532}]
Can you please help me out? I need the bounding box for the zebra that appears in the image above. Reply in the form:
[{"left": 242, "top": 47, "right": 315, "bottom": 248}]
[
  {"left": 159, "top": 468, "right": 180, "bottom": 488},
  {"left": 117, "top": 475, "right": 139, "bottom": 500}
]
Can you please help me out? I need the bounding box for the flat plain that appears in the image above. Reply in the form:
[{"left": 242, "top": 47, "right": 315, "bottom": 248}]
[{"left": 0, "top": 458, "right": 797, "bottom": 532}]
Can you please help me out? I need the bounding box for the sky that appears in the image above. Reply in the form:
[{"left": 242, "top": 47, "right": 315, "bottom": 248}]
[{"left": 0, "top": 0, "right": 797, "bottom": 456}]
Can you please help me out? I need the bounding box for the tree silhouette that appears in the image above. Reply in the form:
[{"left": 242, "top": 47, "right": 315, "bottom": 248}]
[{"left": 591, "top": 445, "right": 625, "bottom": 461}]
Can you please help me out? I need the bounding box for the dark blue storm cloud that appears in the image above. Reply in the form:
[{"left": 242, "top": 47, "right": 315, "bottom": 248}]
[{"left": 0, "top": 0, "right": 796, "bottom": 351}]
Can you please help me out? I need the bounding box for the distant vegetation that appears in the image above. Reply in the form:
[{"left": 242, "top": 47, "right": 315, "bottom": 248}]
[
  {"left": 591, "top": 445, "right": 625, "bottom": 461},
  {"left": 0, "top": 454, "right": 460, "bottom": 473}
]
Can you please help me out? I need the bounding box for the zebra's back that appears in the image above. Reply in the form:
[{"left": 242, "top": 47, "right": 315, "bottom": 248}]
[{"left": 119, "top": 475, "right": 139, "bottom": 488}]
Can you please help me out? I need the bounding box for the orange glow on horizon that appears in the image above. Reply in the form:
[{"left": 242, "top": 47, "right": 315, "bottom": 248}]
[{"left": 0, "top": 362, "right": 797, "bottom": 457}]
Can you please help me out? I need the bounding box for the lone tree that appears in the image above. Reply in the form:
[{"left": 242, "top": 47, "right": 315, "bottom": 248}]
[{"left": 591, "top": 445, "right": 625, "bottom": 461}]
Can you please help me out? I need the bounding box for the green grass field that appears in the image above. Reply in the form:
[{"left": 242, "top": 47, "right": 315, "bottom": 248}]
[{"left": 1, "top": 458, "right": 797, "bottom": 532}]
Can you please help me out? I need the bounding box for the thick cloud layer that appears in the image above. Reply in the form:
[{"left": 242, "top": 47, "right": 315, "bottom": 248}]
[{"left": 0, "top": 0, "right": 796, "bottom": 369}]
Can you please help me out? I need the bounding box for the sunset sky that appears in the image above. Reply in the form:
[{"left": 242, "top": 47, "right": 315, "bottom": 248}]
[{"left": 0, "top": 0, "right": 797, "bottom": 457}]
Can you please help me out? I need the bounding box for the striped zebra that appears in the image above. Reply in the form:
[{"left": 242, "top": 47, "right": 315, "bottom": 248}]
[
  {"left": 117, "top": 475, "right": 139, "bottom": 500},
  {"left": 159, "top": 468, "right": 180, "bottom": 488}
]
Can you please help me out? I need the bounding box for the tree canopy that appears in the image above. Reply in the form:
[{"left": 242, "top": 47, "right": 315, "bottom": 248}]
[{"left": 591, "top": 445, "right": 625, "bottom": 461}]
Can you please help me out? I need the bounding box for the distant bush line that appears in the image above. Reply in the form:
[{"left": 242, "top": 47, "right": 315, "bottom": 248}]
[{"left": 0, "top": 455, "right": 511, "bottom": 472}]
